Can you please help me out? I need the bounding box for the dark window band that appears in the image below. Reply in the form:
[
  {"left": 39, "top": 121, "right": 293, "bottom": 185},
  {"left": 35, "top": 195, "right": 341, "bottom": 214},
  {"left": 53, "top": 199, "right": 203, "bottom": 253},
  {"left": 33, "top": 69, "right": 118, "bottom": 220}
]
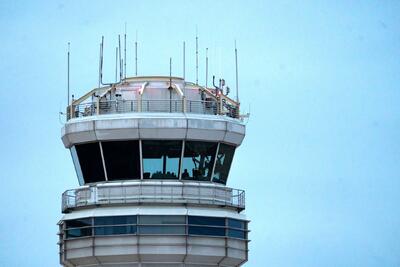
[
  {"left": 63, "top": 215, "right": 247, "bottom": 240},
  {"left": 72, "top": 141, "right": 236, "bottom": 185}
]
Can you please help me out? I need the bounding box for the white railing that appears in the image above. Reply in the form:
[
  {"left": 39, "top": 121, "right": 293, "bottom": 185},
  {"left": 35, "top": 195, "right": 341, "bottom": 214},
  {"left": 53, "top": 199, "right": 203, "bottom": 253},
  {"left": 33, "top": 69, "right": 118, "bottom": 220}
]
[
  {"left": 62, "top": 182, "right": 245, "bottom": 213},
  {"left": 66, "top": 99, "right": 239, "bottom": 120}
]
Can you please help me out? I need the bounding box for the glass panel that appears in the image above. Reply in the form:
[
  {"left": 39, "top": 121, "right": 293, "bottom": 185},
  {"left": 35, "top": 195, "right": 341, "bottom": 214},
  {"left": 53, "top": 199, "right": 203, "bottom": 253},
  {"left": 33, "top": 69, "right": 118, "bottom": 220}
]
[
  {"left": 227, "top": 229, "right": 246, "bottom": 239},
  {"left": 188, "top": 216, "right": 225, "bottom": 226},
  {"left": 182, "top": 141, "right": 217, "bottom": 181},
  {"left": 94, "top": 225, "right": 137, "bottom": 235},
  {"left": 227, "top": 219, "right": 245, "bottom": 229},
  {"left": 101, "top": 141, "right": 140, "bottom": 180},
  {"left": 94, "top": 216, "right": 137, "bottom": 226},
  {"left": 75, "top": 142, "right": 105, "bottom": 183},
  {"left": 188, "top": 226, "right": 225, "bottom": 236},
  {"left": 139, "top": 215, "right": 185, "bottom": 224},
  {"left": 138, "top": 226, "right": 185, "bottom": 235},
  {"left": 142, "top": 141, "right": 182, "bottom": 179},
  {"left": 66, "top": 218, "right": 92, "bottom": 229},
  {"left": 212, "top": 143, "right": 236, "bottom": 184},
  {"left": 66, "top": 228, "right": 92, "bottom": 238}
]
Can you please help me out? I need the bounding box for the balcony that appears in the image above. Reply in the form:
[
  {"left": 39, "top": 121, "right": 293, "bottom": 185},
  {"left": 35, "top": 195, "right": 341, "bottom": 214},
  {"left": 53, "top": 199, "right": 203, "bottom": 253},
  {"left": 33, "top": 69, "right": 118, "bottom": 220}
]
[{"left": 62, "top": 181, "right": 245, "bottom": 213}]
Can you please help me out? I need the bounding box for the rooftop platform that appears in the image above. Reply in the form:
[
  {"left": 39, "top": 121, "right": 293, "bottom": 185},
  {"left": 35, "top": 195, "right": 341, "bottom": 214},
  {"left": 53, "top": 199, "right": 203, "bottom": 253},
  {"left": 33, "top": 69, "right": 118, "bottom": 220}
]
[{"left": 67, "top": 76, "right": 241, "bottom": 121}]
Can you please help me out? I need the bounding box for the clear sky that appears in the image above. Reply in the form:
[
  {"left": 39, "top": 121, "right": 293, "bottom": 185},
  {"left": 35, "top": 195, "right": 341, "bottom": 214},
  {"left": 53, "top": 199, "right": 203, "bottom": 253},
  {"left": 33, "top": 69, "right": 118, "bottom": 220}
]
[{"left": 0, "top": 0, "right": 399, "bottom": 266}]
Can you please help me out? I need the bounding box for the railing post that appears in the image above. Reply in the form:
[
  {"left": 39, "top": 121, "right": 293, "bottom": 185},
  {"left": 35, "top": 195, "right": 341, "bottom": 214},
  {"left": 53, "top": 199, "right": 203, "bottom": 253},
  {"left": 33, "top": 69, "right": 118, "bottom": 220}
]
[
  {"left": 138, "top": 94, "right": 142, "bottom": 112},
  {"left": 70, "top": 104, "right": 74, "bottom": 119},
  {"left": 96, "top": 99, "right": 100, "bottom": 115},
  {"left": 182, "top": 96, "right": 186, "bottom": 113}
]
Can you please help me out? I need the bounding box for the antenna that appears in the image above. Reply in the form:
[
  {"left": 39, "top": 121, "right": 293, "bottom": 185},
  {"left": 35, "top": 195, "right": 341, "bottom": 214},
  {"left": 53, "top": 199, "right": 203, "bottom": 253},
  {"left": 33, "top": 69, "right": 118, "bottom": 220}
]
[
  {"left": 195, "top": 28, "right": 199, "bottom": 85},
  {"left": 205, "top": 48, "right": 208, "bottom": 88},
  {"left": 98, "top": 43, "right": 101, "bottom": 88},
  {"left": 115, "top": 47, "right": 118, "bottom": 82},
  {"left": 118, "top": 35, "right": 122, "bottom": 81},
  {"left": 100, "top": 36, "right": 113, "bottom": 86},
  {"left": 183, "top": 41, "right": 185, "bottom": 80},
  {"left": 169, "top": 57, "right": 173, "bottom": 112},
  {"left": 135, "top": 30, "right": 138, "bottom": 76},
  {"left": 169, "top": 57, "right": 172, "bottom": 87},
  {"left": 100, "top": 36, "right": 104, "bottom": 85},
  {"left": 235, "top": 40, "right": 239, "bottom": 103},
  {"left": 124, "top": 23, "right": 127, "bottom": 79},
  {"left": 67, "top": 42, "right": 70, "bottom": 107}
]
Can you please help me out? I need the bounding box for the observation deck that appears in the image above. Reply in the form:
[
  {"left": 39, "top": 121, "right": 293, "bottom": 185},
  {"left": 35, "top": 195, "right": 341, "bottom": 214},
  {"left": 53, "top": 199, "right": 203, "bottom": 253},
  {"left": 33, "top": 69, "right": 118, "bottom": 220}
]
[{"left": 62, "top": 181, "right": 245, "bottom": 213}]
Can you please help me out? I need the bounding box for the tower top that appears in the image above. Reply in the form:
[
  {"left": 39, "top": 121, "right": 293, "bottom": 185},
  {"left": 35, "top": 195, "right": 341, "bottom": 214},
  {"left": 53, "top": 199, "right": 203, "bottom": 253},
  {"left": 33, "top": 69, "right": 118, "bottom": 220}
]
[{"left": 66, "top": 76, "right": 241, "bottom": 121}]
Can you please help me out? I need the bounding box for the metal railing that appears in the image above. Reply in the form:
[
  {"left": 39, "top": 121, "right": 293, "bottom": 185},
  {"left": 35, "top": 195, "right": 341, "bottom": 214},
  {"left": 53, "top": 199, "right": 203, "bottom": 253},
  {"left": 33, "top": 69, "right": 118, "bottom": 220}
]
[
  {"left": 67, "top": 99, "right": 237, "bottom": 120},
  {"left": 62, "top": 182, "right": 245, "bottom": 213}
]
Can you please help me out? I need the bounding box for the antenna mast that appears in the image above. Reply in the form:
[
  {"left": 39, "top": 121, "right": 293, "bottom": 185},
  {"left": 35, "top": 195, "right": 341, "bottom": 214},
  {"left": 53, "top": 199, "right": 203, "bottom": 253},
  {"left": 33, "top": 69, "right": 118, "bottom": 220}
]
[
  {"left": 124, "top": 23, "right": 127, "bottom": 79},
  {"left": 100, "top": 36, "right": 104, "bottom": 85},
  {"left": 235, "top": 40, "right": 239, "bottom": 103},
  {"left": 195, "top": 28, "right": 199, "bottom": 85},
  {"left": 115, "top": 47, "right": 118, "bottom": 82},
  {"left": 183, "top": 41, "right": 185, "bottom": 80},
  {"left": 99, "top": 36, "right": 113, "bottom": 86},
  {"left": 205, "top": 48, "right": 208, "bottom": 88},
  {"left": 67, "top": 42, "right": 70, "bottom": 107},
  {"left": 118, "top": 35, "right": 122, "bottom": 81},
  {"left": 169, "top": 57, "right": 172, "bottom": 85},
  {"left": 135, "top": 31, "right": 138, "bottom": 76},
  {"left": 98, "top": 43, "right": 101, "bottom": 88}
]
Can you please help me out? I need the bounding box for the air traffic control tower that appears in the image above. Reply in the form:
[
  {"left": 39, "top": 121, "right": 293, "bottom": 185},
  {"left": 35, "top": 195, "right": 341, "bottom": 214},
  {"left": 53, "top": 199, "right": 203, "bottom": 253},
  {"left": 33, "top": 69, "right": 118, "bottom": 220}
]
[{"left": 58, "top": 72, "right": 249, "bottom": 266}]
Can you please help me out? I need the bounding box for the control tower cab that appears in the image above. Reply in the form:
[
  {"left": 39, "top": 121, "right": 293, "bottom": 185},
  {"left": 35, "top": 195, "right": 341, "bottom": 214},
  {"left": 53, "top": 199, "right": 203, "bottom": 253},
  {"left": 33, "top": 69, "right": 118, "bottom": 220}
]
[{"left": 58, "top": 75, "right": 248, "bottom": 267}]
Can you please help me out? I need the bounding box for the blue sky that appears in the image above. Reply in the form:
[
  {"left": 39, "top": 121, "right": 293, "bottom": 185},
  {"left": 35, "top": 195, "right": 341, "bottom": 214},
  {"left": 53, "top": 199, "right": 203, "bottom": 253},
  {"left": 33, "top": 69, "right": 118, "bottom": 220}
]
[{"left": 0, "top": 0, "right": 399, "bottom": 266}]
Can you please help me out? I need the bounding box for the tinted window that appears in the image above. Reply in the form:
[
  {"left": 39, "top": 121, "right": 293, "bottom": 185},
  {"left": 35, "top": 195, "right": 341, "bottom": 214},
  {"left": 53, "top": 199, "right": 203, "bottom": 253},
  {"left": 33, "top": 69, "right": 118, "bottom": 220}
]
[
  {"left": 227, "top": 218, "right": 245, "bottom": 229},
  {"left": 101, "top": 141, "right": 140, "bottom": 180},
  {"left": 75, "top": 142, "right": 105, "bottom": 183},
  {"left": 66, "top": 218, "right": 92, "bottom": 228},
  {"left": 138, "top": 226, "right": 185, "bottom": 235},
  {"left": 94, "top": 225, "right": 137, "bottom": 235},
  {"left": 188, "top": 226, "right": 225, "bottom": 236},
  {"left": 66, "top": 228, "right": 92, "bottom": 238},
  {"left": 227, "top": 229, "right": 246, "bottom": 239},
  {"left": 182, "top": 141, "right": 217, "bottom": 181},
  {"left": 142, "top": 141, "right": 182, "bottom": 179},
  {"left": 188, "top": 216, "right": 225, "bottom": 226},
  {"left": 94, "top": 216, "right": 137, "bottom": 226},
  {"left": 139, "top": 215, "right": 185, "bottom": 224},
  {"left": 212, "top": 144, "right": 235, "bottom": 184}
]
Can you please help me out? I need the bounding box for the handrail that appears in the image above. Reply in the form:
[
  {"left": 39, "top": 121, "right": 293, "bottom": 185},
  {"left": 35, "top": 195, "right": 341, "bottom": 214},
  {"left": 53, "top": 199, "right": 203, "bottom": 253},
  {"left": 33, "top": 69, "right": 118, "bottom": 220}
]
[
  {"left": 62, "top": 182, "right": 245, "bottom": 213},
  {"left": 67, "top": 98, "right": 239, "bottom": 121}
]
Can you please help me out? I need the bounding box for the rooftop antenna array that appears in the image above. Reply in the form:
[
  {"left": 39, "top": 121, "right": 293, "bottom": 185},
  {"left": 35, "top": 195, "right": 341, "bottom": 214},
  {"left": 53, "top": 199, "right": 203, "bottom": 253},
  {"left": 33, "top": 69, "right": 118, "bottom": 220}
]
[
  {"left": 195, "top": 27, "right": 199, "bottom": 85},
  {"left": 235, "top": 40, "right": 239, "bottom": 103},
  {"left": 67, "top": 42, "right": 70, "bottom": 106}
]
